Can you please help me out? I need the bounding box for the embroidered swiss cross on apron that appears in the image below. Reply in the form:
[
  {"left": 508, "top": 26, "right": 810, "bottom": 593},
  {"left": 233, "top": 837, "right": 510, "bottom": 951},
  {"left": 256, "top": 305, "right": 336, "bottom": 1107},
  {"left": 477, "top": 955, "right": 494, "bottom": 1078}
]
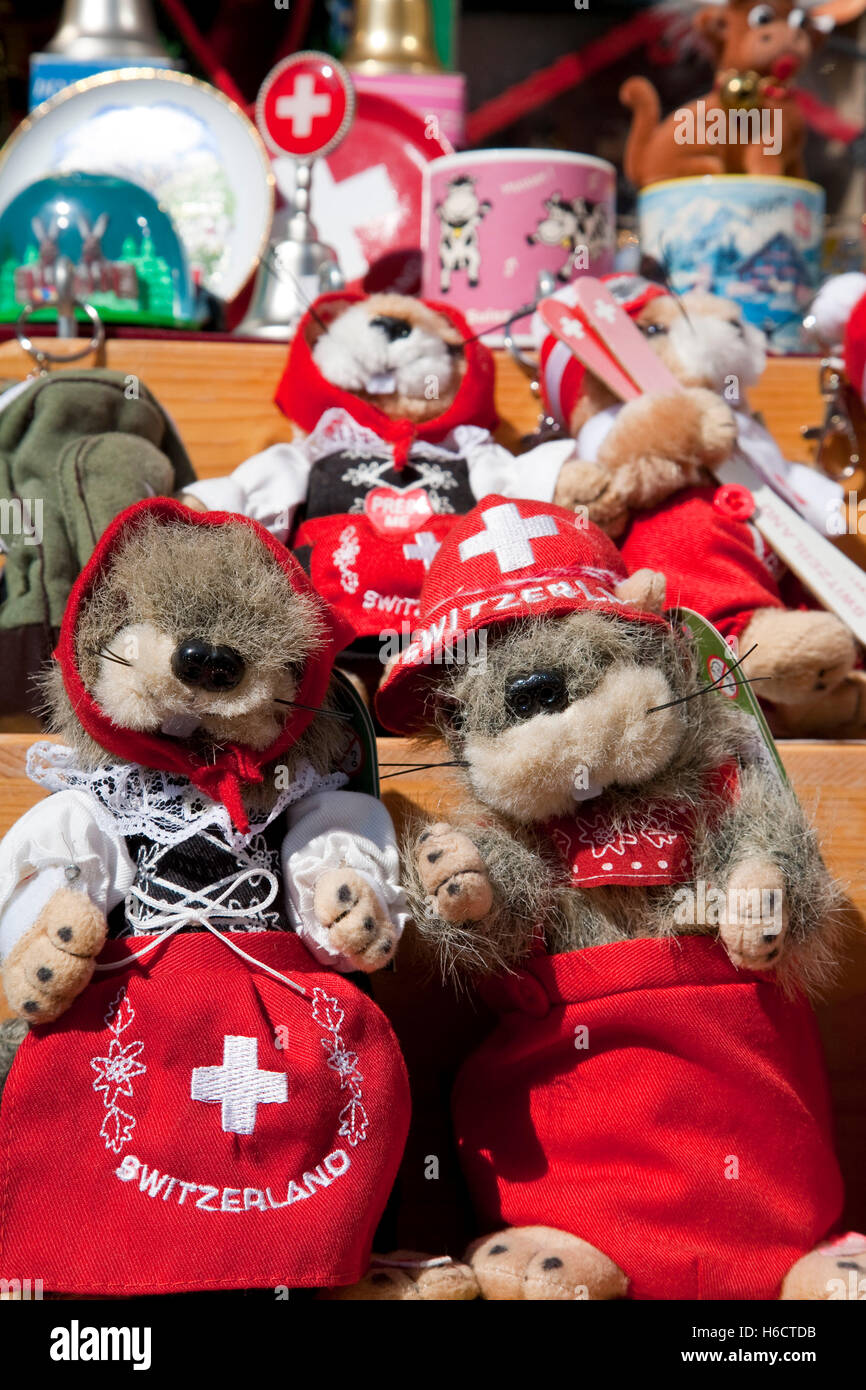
[{"left": 0, "top": 932, "right": 410, "bottom": 1295}]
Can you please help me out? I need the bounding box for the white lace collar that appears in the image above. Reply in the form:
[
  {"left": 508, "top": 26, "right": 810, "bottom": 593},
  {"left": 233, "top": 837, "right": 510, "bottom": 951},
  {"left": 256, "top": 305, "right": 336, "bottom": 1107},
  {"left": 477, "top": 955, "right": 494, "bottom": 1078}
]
[
  {"left": 301, "top": 406, "right": 491, "bottom": 465},
  {"left": 26, "top": 741, "right": 347, "bottom": 852}
]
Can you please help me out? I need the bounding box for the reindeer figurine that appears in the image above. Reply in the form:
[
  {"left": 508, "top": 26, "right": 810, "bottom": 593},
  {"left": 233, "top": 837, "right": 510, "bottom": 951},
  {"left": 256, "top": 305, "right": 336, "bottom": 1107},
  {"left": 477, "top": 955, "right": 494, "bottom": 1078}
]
[{"left": 620, "top": 0, "right": 844, "bottom": 187}]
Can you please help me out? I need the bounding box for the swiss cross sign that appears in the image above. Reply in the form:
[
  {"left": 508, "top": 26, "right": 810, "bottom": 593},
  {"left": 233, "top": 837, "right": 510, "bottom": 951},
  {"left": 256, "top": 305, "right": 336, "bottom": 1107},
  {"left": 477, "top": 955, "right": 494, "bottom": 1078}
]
[{"left": 256, "top": 51, "right": 355, "bottom": 160}]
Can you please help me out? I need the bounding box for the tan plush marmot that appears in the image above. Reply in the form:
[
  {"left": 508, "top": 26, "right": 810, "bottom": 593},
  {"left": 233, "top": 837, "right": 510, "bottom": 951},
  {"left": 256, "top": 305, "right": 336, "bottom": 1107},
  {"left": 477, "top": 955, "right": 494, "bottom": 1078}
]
[
  {"left": 375, "top": 495, "right": 853, "bottom": 1302},
  {"left": 536, "top": 278, "right": 866, "bottom": 736},
  {"left": 0, "top": 498, "right": 413, "bottom": 1296}
]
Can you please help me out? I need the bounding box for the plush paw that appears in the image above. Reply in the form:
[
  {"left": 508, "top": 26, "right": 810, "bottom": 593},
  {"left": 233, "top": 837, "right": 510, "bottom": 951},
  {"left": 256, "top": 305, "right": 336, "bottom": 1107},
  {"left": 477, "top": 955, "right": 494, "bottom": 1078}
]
[
  {"left": 553, "top": 458, "right": 630, "bottom": 537},
  {"left": 615, "top": 568, "right": 666, "bottom": 614},
  {"left": 739, "top": 608, "right": 857, "bottom": 708},
  {"left": 769, "top": 671, "right": 866, "bottom": 739},
  {"left": 718, "top": 857, "right": 788, "bottom": 970},
  {"left": 320, "top": 1252, "right": 479, "bottom": 1301},
  {"left": 781, "top": 1234, "right": 866, "bottom": 1301},
  {"left": 415, "top": 823, "right": 494, "bottom": 924},
  {"left": 312, "top": 867, "right": 398, "bottom": 973},
  {"left": 686, "top": 387, "right": 738, "bottom": 464},
  {"left": 2, "top": 888, "right": 107, "bottom": 1023},
  {"left": 467, "top": 1226, "right": 628, "bottom": 1301}
]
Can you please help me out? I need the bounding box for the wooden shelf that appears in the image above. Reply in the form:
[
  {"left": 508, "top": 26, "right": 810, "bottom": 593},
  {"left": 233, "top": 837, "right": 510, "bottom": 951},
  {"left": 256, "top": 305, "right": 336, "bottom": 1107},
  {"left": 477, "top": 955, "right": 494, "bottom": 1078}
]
[{"left": 0, "top": 335, "right": 830, "bottom": 477}]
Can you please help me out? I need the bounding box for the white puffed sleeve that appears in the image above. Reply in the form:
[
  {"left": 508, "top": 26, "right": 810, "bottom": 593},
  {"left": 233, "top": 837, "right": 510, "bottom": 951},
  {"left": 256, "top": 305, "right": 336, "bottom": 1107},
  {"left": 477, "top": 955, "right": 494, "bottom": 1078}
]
[
  {"left": 456, "top": 425, "right": 577, "bottom": 504},
  {"left": 281, "top": 790, "right": 408, "bottom": 972},
  {"left": 181, "top": 442, "right": 313, "bottom": 542},
  {"left": 0, "top": 789, "right": 135, "bottom": 963}
]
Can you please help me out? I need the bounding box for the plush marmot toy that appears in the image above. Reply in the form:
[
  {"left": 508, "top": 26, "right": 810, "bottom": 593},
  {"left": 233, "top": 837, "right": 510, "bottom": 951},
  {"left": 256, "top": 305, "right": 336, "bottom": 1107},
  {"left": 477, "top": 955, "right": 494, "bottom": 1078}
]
[
  {"left": 531, "top": 274, "right": 865, "bottom": 737},
  {"left": 376, "top": 494, "right": 856, "bottom": 1301},
  {"left": 180, "top": 292, "right": 577, "bottom": 665},
  {"left": 0, "top": 498, "right": 412, "bottom": 1297}
]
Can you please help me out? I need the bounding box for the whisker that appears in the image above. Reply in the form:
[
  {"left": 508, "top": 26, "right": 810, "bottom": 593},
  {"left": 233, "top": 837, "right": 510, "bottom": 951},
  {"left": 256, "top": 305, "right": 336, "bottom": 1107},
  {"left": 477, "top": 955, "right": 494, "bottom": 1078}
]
[
  {"left": 273, "top": 698, "right": 353, "bottom": 722},
  {"left": 646, "top": 643, "right": 765, "bottom": 713},
  {"left": 379, "top": 761, "right": 467, "bottom": 779},
  {"left": 99, "top": 647, "right": 132, "bottom": 668},
  {"left": 640, "top": 243, "right": 692, "bottom": 329},
  {"left": 647, "top": 674, "right": 774, "bottom": 714}
]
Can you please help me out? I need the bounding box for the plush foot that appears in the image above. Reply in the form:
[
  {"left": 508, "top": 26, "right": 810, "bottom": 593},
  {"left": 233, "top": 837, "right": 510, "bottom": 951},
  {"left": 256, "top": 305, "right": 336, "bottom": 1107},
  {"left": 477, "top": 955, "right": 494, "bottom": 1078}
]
[
  {"left": 2, "top": 888, "right": 107, "bottom": 1023},
  {"left": 768, "top": 671, "right": 866, "bottom": 738},
  {"left": 313, "top": 867, "right": 399, "bottom": 972},
  {"left": 321, "top": 1252, "right": 479, "bottom": 1301},
  {"left": 738, "top": 608, "right": 858, "bottom": 710},
  {"left": 415, "top": 823, "right": 494, "bottom": 924},
  {"left": 467, "top": 1226, "right": 628, "bottom": 1301},
  {"left": 781, "top": 1234, "right": 866, "bottom": 1300},
  {"left": 719, "top": 857, "right": 788, "bottom": 970}
]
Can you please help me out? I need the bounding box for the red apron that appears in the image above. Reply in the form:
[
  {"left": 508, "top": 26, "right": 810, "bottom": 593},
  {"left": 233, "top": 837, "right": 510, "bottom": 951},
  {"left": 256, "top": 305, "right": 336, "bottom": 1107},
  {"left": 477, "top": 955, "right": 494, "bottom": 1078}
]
[
  {"left": 0, "top": 932, "right": 410, "bottom": 1295},
  {"left": 453, "top": 936, "right": 843, "bottom": 1300}
]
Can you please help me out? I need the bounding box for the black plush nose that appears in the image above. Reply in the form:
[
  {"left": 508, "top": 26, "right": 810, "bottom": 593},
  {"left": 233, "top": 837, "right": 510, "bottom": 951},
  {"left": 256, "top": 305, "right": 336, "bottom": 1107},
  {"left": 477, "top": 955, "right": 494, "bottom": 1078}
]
[
  {"left": 370, "top": 314, "right": 412, "bottom": 342},
  {"left": 505, "top": 670, "right": 568, "bottom": 721},
  {"left": 171, "top": 638, "right": 245, "bottom": 692}
]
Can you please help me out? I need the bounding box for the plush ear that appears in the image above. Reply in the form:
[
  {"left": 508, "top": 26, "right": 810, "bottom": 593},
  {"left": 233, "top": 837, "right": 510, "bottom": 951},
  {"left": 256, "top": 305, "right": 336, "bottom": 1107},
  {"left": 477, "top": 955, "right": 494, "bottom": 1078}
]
[
  {"left": 812, "top": 0, "right": 865, "bottom": 28},
  {"left": 693, "top": 4, "right": 730, "bottom": 52},
  {"left": 615, "top": 569, "right": 667, "bottom": 614}
]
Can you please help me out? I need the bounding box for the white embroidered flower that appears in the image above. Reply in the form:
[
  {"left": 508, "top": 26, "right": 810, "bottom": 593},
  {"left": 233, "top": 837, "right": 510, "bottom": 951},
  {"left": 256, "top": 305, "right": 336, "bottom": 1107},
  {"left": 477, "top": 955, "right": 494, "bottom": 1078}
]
[{"left": 91, "top": 1036, "right": 146, "bottom": 1109}]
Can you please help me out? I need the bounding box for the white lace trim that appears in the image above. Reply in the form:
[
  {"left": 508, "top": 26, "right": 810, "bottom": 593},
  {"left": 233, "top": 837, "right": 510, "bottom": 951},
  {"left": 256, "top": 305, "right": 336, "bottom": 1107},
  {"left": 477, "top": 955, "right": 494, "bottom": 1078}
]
[
  {"left": 25, "top": 741, "right": 347, "bottom": 854},
  {"left": 302, "top": 406, "right": 490, "bottom": 467}
]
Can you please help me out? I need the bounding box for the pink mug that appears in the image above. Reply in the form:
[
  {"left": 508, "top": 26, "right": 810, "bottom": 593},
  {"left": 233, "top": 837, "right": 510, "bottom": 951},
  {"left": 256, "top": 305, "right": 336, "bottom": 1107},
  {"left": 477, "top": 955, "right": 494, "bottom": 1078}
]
[{"left": 421, "top": 148, "right": 616, "bottom": 343}]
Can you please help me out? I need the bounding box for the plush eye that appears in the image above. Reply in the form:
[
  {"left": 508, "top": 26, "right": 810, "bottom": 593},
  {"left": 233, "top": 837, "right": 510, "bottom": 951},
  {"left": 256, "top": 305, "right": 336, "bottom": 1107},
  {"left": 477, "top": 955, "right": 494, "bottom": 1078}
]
[
  {"left": 504, "top": 670, "right": 568, "bottom": 720},
  {"left": 788, "top": 7, "right": 806, "bottom": 27},
  {"left": 727, "top": 318, "right": 745, "bottom": 336},
  {"left": 748, "top": 4, "right": 776, "bottom": 26},
  {"left": 643, "top": 323, "right": 668, "bottom": 337}
]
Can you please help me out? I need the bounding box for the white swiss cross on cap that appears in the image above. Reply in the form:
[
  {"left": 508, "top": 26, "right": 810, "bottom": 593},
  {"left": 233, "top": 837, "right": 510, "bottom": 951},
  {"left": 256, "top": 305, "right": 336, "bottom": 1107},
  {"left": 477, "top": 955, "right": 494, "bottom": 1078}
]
[
  {"left": 458, "top": 501, "right": 559, "bottom": 574},
  {"left": 256, "top": 51, "right": 355, "bottom": 160}
]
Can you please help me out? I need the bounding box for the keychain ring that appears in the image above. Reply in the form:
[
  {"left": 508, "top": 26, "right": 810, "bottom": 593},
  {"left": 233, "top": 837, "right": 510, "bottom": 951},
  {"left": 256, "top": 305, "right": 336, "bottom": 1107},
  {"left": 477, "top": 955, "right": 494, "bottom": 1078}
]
[{"left": 16, "top": 300, "right": 105, "bottom": 367}]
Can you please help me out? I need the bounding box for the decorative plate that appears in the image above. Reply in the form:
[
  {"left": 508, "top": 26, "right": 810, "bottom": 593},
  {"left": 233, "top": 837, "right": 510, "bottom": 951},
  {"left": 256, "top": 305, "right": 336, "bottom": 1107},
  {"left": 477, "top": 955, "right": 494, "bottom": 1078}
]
[{"left": 0, "top": 69, "right": 274, "bottom": 302}]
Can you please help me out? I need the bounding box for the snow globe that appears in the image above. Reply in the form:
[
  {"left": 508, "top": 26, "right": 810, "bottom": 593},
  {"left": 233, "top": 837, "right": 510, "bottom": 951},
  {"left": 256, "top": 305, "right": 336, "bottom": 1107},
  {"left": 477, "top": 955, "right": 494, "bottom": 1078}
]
[{"left": 0, "top": 173, "right": 203, "bottom": 328}]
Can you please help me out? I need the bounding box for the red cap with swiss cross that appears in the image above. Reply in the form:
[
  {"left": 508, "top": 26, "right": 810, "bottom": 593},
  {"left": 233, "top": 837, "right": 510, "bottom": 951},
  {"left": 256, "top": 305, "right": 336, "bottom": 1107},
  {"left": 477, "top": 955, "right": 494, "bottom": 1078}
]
[{"left": 375, "top": 494, "right": 666, "bottom": 733}]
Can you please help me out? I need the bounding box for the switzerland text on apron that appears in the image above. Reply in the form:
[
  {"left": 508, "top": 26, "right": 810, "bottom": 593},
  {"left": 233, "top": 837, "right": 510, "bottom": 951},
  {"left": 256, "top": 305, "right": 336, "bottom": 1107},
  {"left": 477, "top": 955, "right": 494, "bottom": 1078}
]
[{"left": 0, "top": 931, "right": 410, "bottom": 1294}]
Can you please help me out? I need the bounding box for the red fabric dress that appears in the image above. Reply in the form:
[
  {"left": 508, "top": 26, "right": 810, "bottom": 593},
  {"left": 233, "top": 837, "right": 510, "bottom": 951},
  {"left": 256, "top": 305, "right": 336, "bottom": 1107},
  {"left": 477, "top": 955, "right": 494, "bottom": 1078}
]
[
  {"left": 453, "top": 936, "right": 842, "bottom": 1300},
  {"left": 619, "top": 484, "right": 817, "bottom": 642},
  {"left": 0, "top": 933, "right": 410, "bottom": 1295}
]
